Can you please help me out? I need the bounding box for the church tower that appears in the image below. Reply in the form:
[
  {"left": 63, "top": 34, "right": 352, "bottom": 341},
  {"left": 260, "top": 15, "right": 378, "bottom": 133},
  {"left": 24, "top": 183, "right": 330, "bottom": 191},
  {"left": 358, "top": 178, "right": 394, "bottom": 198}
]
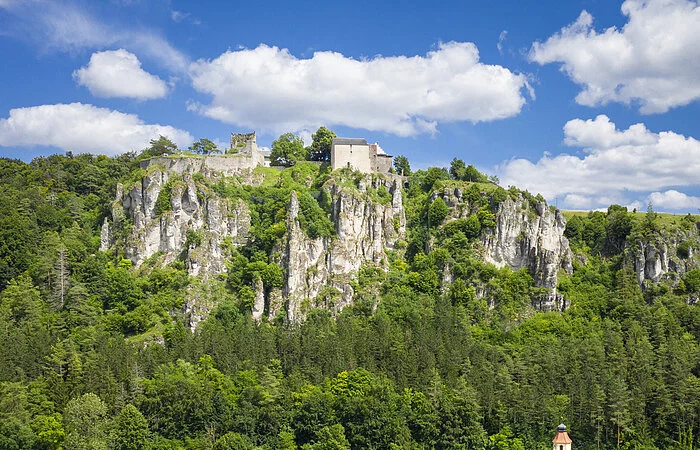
[{"left": 552, "top": 423, "right": 572, "bottom": 450}]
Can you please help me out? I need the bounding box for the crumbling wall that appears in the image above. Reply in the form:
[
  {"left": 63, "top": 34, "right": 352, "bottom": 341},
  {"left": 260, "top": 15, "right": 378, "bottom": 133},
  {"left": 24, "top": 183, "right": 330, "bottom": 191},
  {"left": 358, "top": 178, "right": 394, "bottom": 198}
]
[
  {"left": 230, "top": 132, "right": 257, "bottom": 156},
  {"left": 141, "top": 154, "right": 264, "bottom": 177}
]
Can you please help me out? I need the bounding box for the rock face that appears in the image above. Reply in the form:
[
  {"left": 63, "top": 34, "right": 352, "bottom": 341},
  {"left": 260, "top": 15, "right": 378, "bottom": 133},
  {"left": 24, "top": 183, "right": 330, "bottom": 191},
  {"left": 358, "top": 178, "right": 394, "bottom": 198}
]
[
  {"left": 102, "top": 157, "right": 700, "bottom": 325},
  {"left": 114, "top": 167, "right": 251, "bottom": 277},
  {"left": 282, "top": 178, "right": 405, "bottom": 322},
  {"left": 480, "top": 195, "right": 573, "bottom": 310},
  {"left": 252, "top": 277, "right": 265, "bottom": 322},
  {"left": 99, "top": 218, "right": 110, "bottom": 252},
  {"left": 630, "top": 225, "right": 699, "bottom": 287},
  {"left": 110, "top": 158, "right": 579, "bottom": 320},
  {"left": 107, "top": 163, "right": 405, "bottom": 323}
]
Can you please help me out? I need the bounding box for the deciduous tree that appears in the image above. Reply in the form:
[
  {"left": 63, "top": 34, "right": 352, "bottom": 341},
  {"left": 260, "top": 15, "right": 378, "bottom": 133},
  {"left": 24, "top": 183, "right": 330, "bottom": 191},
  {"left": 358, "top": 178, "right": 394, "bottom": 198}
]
[
  {"left": 189, "top": 138, "right": 221, "bottom": 155},
  {"left": 308, "top": 127, "right": 336, "bottom": 162},
  {"left": 271, "top": 133, "right": 308, "bottom": 167}
]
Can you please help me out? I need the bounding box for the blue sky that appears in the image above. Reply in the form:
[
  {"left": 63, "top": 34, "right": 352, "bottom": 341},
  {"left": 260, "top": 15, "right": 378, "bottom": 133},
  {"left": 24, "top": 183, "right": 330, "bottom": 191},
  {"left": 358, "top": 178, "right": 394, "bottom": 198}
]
[{"left": 1, "top": 0, "right": 699, "bottom": 212}]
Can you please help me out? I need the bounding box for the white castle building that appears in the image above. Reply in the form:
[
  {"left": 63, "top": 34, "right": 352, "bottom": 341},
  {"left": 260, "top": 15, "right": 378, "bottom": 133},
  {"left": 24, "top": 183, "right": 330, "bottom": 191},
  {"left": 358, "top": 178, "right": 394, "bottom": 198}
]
[{"left": 330, "top": 138, "right": 393, "bottom": 174}]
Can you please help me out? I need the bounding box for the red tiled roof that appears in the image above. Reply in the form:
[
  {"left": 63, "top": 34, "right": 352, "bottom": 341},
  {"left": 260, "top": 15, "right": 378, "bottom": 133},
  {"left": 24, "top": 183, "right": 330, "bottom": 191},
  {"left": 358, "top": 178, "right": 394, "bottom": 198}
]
[{"left": 553, "top": 431, "right": 573, "bottom": 444}]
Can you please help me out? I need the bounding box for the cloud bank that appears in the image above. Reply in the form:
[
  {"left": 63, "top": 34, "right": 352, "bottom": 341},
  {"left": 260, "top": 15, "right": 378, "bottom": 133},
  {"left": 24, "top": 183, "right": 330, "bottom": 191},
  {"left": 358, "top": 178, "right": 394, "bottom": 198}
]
[
  {"left": 0, "top": 103, "right": 192, "bottom": 155},
  {"left": 74, "top": 49, "right": 169, "bottom": 100},
  {"left": 189, "top": 42, "right": 532, "bottom": 136},
  {"left": 648, "top": 190, "right": 700, "bottom": 211},
  {"left": 498, "top": 115, "right": 700, "bottom": 211},
  {"left": 529, "top": 0, "right": 700, "bottom": 113}
]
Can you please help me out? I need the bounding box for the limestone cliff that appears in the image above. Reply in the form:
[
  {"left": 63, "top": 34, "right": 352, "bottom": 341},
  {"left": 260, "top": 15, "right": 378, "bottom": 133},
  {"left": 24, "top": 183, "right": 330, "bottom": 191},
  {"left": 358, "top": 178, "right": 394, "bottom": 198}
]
[
  {"left": 102, "top": 156, "right": 698, "bottom": 325},
  {"left": 436, "top": 187, "right": 573, "bottom": 311},
  {"left": 629, "top": 224, "right": 699, "bottom": 288},
  {"left": 113, "top": 167, "right": 251, "bottom": 277},
  {"left": 106, "top": 161, "right": 405, "bottom": 324},
  {"left": 281, "top": 177, "right": 405, "bottom": 322},
  {"left": 480, "top": 195, "right": 573, "bottom": 311},
  {"left": 108, "top": 157, "right": 576, "bottom": 321}
]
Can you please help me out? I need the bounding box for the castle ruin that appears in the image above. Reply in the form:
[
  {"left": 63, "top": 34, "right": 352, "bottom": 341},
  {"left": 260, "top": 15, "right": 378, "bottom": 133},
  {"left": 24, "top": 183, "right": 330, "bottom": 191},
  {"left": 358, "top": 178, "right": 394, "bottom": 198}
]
[
  {"left": 229, "top": 132, "right": 257, "bottom": 157},
  {"left": 229, "top": 131, "right": 271, "bottom": 166},
  {"left": 143, "top": 132, "right": 396, "bottom": 177},
  {"left": 140, "top": 131, "right": 269, "bottom": 176}
]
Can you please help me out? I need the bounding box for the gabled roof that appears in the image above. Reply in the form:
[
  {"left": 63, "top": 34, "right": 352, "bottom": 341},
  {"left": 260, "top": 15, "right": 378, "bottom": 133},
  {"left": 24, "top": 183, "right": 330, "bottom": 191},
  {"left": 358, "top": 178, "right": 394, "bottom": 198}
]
[{"left": 332, "top": 138, "right": 368, "bottom": 146}]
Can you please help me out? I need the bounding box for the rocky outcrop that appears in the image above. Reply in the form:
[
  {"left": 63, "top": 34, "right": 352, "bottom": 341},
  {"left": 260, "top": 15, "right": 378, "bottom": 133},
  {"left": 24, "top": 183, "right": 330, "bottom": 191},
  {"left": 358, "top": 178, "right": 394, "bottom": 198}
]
[
  {"left": 114, "top": 157, "right": 584, "bottom": 321},
  {"left": 630, "top": 226, "right": 699, "bottom": 287},
  {"left": 480, "top": 195, "right": 573, "bottom": 311},
  {"left": 112, "top": 167, "right": 251, "bottom": 277},
  {"left": 99, "top": 218, "right": 110, "bottom": 252},
  {"left": 431, "top": 188, "right": 573, "bottom": 311},
  {"left": 281, "top": 178, "right": 405, "bottom": 322},
  {"left": 182, "top": 280, "right": 232, "bottom": 332},
  {"left": 435, "top": 187, "right": 572, "bottom": 310},
  {"left": 252, "top": 277, "right": 265, "bottom": 322},
  {"left": 108, "top": 163, "right": 405, "bottom": 324}
]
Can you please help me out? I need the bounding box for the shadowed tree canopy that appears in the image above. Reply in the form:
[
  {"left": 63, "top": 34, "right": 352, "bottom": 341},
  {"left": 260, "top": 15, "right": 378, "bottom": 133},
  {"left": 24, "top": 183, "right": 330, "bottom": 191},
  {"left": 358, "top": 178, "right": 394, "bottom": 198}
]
[
  {"left": 393, "top": 155, "right": 411, "bottom": 176},
  {"left": 450, "top": 158, "right": 488, "bottom": 182},
  {"left": 308, "top": 126, "right": 337, "bottom": 162},
  {"left": 141, "top": 136, "right": 178, "bottom": 159},
  {"left": 188, "top": 138, "right": 221, "bottom": 155},
  {"left": 271, "top": 133, "right": 308, "bottom": 167}
]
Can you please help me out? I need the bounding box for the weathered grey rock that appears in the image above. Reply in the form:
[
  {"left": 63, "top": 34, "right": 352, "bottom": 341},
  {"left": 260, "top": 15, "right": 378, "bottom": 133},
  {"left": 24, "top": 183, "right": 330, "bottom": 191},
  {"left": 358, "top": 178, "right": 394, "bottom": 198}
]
[
  {"left": 392, "top": 180, "right": 406, "bottom": 234},
  {"left": 141, "top": 154, "right": 264, "bottom": 178},
  {"left": 252, "top": 277, "right": 265, "bottom": 322},
  {"left": 479, "top": 195, "right": 573, "bottom": 311},
  {"left": 630, "top": 227, "right": 699, "bottom": 287},
  {"left": 114, "top": 164, "right": 405, "bottom": 325},
  {"left": 187, "top": 198, "right": 250, "bottom": 276},
  {"left": 267, "top": 288, "right": 283, "bottom": 323},
  {"left": 182, "top": 281, "right": 231, "bottom": 332},
  {"left": 282, "top": 178, "right": 405, "bottom": 322},
  {"left": 119, "top": 168, "right": 251, "bottom": 277},
  {"left": 99, "top": 217, "right": 110, "bottom": 251}
]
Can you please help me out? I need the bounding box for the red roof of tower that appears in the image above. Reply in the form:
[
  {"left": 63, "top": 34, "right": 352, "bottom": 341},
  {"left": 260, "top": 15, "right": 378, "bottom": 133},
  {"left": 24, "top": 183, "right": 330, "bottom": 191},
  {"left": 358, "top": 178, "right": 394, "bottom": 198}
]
[
  {"left": 553, "top": 431, "right": 572, "bottom": 444},
  {"left": 553, "top": 423, "right": 573, "bottom": 444}
]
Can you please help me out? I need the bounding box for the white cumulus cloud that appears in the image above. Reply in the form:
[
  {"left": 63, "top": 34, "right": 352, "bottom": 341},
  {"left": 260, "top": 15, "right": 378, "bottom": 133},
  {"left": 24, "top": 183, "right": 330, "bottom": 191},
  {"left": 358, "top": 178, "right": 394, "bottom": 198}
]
[
  {"left": 497, "top": 115, "right": 700, "bottom": 211},
  {"left": 648, "top": 190, "right": 700, "bottom": 210},
  {"left": 188, "top": 42, "right": 532, "bottom": 136},
  {"left": 0, "top": 103, "right": 192, "bottom": 155},
  {"left": 529, "top": 0, "right": 700, "bottom": 113},
  {"left": 74, "top": 49, "right": 168, "bottom": 99},
  {"left": 563, "top": 115, "right": 657, "bottom": 149}
]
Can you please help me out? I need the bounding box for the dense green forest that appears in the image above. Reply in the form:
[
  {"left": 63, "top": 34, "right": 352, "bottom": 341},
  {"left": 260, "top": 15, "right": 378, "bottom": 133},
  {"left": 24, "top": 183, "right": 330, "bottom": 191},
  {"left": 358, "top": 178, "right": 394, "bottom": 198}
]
[{"left": 0, "top": 140, "right": 699, "bottom": 450}]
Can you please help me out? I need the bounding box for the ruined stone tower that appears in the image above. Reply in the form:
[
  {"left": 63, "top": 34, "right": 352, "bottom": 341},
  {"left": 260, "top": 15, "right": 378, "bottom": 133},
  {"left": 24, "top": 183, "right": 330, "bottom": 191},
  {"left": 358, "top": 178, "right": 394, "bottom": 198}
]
[{"left": 230, "top": 132, "right": 257, "bottom": 156}]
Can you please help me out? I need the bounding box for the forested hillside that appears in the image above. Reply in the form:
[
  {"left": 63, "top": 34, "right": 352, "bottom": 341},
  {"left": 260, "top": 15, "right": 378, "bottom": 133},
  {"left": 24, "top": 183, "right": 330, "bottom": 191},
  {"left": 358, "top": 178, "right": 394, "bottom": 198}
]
[{"left": 1, "top": 144, "right": 699, "bottom": 450}]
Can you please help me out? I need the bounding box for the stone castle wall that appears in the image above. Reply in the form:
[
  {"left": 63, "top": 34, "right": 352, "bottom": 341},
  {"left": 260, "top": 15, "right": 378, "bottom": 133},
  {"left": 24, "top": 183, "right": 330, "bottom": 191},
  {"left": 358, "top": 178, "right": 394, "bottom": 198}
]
[{"left": 141, "top": 153, "right": 264, "bottom": 177}]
